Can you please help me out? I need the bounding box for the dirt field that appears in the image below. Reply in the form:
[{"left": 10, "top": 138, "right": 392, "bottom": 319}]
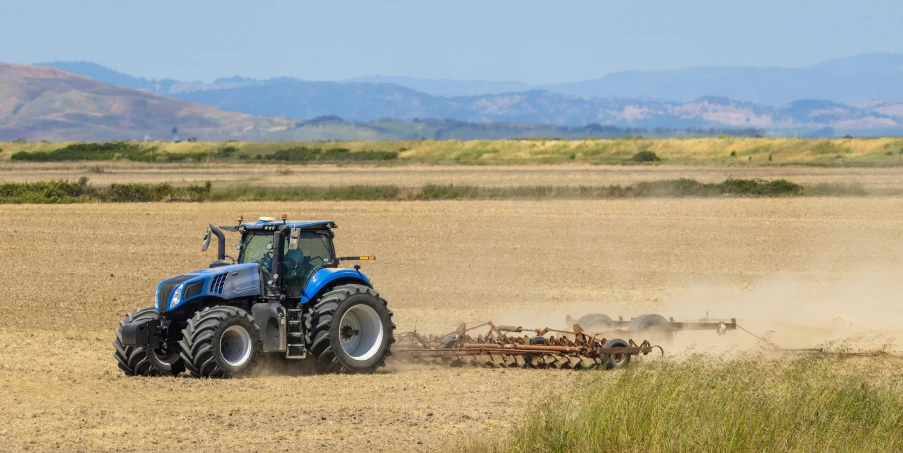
[
  {"left": 2, "top": 197, "right": 903, "bottom": 451},
  {"left": 4, "top": 162, "right": 903, "bottom": 193}
]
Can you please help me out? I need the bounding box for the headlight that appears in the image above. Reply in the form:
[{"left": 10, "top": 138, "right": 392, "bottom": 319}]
[
  {"left": 154, "top": 288, "right": 160, "bottom": 310},
  {"left": 168, "top": 283, "right": 185, "bottom": 310}
]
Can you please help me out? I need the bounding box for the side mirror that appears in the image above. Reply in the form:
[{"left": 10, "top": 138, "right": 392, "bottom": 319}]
[
  {"left": 235, "top": 243, "right": 243, "bottom": 250},
  {"left": 201, "top": 227, "right": 211, "bottom": 252}
]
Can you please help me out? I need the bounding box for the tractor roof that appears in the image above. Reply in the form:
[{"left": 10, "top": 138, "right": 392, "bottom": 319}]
[{"left": 222, "top": 219, "right": 336, "bottom": 232}]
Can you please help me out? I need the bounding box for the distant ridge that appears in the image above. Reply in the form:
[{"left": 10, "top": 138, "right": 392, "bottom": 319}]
[{"left": 0, "top": 62, "right": 286, "bottom": 141}]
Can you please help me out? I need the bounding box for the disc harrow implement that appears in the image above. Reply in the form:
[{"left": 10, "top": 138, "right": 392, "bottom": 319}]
[{"left": 393, "top": 321, "right": 663, "bottom": 370}]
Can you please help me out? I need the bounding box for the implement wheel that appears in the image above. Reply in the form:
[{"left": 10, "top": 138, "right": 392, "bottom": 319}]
[
  {"left": 600, "top": 338, "right": 631, "bottom": 370},
  {"left": 306, "top": 284, "right": 395, "bottom": 374},
  {"left": 577, "top": 313, "right": 615, "bottom": 331},
  {"left": 629, "top": 313, "right": 673, "bottom": 342},
  {"left": 113, "top": 307, "right": 185, "bottom": 376},
  {"left": 179, "top": 306, "right": 261, "bottom": 378}
]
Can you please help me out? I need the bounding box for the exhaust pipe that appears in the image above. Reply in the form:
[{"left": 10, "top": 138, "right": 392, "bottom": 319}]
[{"left": 210, "top": 224, "right": 226, "bottom": 260}]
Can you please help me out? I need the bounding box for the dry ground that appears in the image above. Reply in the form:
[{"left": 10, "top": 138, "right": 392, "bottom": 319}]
[
  {"left": 1, "top": 197, "right": 903, "bottom": 451},
  {"left": 4, "top": 162, "right": 903, "bottom": 193}
]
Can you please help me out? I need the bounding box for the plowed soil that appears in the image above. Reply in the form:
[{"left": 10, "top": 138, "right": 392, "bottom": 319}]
[{"left": 1, "top": 197, "right": 902, "bottom": 452}]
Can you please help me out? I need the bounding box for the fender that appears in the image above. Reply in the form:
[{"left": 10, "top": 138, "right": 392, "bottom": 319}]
[{"left": 300, "top": 268, "right": 372, "bottom": 304}]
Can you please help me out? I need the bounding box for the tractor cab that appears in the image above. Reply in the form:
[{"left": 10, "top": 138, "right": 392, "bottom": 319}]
[{"left": 201, "top": 214, "right": 374, "bottom": 305}]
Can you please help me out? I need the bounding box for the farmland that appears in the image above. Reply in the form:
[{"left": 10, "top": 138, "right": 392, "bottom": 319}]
[
  {"left": 1, "top": 139, "right": 903, "bottom": 451},
  {"left": 1, "top": 194, "right": 902, "bottom": 451}
]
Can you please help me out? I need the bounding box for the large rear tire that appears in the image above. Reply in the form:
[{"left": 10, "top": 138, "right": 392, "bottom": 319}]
[
  {"left": 179, "top": 306, "right": 261, "bottom": 378},
  {"left": 113, "top": 307, "right": 185, "bottom": 376},
  {"left": 305, "top": 284, "right": 395, "bottom": 374}
]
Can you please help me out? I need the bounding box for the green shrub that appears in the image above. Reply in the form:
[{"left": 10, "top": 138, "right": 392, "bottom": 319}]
[
  {"left": 268, "top": 147, "right": 319, "bottom": 161},
  {"left": 631, "top": 150, "right": 660, "bottom": 162},
  {"left": 266, "top": 147, "right": 398, "bottom": 162},
  {"left": 217, "top": 146, "right": 238, "bottom": 157}
]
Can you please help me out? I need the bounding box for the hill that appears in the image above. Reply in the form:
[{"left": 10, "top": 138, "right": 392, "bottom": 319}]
[{"left": 0, "top": 62, "right": 288, "bottom": 141}]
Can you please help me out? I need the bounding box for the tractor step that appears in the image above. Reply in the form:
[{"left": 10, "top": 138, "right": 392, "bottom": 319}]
[{"left": 285, "top": 309, "right": 306, "bottom": 359}]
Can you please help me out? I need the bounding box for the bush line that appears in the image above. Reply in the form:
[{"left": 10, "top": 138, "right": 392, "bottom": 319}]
[
  {"left": 0, "top": 178, "right": 211, "bottom": 203},
  {"left": 0, "top": 178, "right": 870, "bottom": 203},
  {"left": 9, "top": 141, "right": 398, "bottom": 163}
]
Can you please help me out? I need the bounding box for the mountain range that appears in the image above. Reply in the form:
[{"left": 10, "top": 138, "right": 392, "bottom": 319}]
[
  {"left": 2, "top": 55, "right": 902, "bottom": 141},
  {"left": 39, "top": 53, "right": 903, "bottom": 104}
]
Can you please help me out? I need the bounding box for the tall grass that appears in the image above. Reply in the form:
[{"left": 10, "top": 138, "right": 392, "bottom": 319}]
[{"left": 475, "top": 355, "right": 903, "bottom": 453}]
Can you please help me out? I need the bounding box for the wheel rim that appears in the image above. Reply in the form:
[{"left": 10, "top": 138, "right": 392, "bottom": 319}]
[
  {"left": 220, "top": 325, "right": 252, "bottom": 367},
  {"left": 611, "top": 352, "right": 628, "bottom": 367},
  {"left": 339, "top": 304, "right": 384, "bottom": 361}
]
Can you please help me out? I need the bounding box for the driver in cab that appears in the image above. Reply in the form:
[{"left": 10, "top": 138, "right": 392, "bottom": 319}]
[{"left": 284, "top": 245, "right": 307, "bottom": 281}]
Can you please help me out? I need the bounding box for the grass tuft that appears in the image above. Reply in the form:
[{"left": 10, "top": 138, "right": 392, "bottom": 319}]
[{"left": 472, "top": 355, "right": 903, "bottom": 453}]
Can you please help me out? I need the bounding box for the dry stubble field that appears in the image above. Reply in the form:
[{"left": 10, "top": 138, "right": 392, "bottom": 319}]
[{"left": 2, "top": 193, "right": 903, "bottom": 451}]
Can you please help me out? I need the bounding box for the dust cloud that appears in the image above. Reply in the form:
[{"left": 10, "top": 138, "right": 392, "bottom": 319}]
[{"left": 486, "top": 268, "right": 902, "bottom": 356}]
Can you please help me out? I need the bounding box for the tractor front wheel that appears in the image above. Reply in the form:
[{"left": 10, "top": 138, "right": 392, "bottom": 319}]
[
  {"left": 179, "top": 306, "right": 261, "bottom": 378},
  {"left": 306, "top": 284, "right": 395, "bottom": 374},
  {"left": 113, "top": 307, "right": 185, "bottom": 376}
]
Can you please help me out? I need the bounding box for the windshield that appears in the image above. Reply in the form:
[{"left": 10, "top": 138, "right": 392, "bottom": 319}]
[{"left": 239, "top": 233, "right": 279, "bottom": 265}]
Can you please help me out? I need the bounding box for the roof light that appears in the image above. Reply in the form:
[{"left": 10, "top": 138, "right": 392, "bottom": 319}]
[
  {"left": 259, "top": 216, "right": 275, "bottom": 222},
  {"left": 237, "top": 214, "right": 244, "bottom": 225},
  {"left": 281, "top": 213, "right": 288, "bottom": 223}
]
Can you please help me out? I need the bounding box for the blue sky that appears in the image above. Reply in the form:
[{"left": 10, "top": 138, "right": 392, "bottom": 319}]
[{"left": 2, "top": 0, "right": 899, "bottom": 83}]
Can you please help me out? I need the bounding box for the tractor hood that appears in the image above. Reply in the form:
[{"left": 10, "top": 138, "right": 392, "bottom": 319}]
[{"left": 155, "top": 263, "right": 262, "bottom": 312}]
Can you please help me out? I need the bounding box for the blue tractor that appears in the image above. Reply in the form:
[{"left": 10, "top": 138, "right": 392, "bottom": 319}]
[{"left": 114, "top": 215, "right": 395, "bottom": 378}]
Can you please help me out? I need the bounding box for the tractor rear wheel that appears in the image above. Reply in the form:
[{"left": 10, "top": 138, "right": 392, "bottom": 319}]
[
  {"left": 305, "top": 284, "right": 395, "bottom": 374},
  {"left": 113, "top": 307, "right": 185, "bottom": 376},
  {"left": 179, "top": 306, "right": 261, "bottom": 378}
]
